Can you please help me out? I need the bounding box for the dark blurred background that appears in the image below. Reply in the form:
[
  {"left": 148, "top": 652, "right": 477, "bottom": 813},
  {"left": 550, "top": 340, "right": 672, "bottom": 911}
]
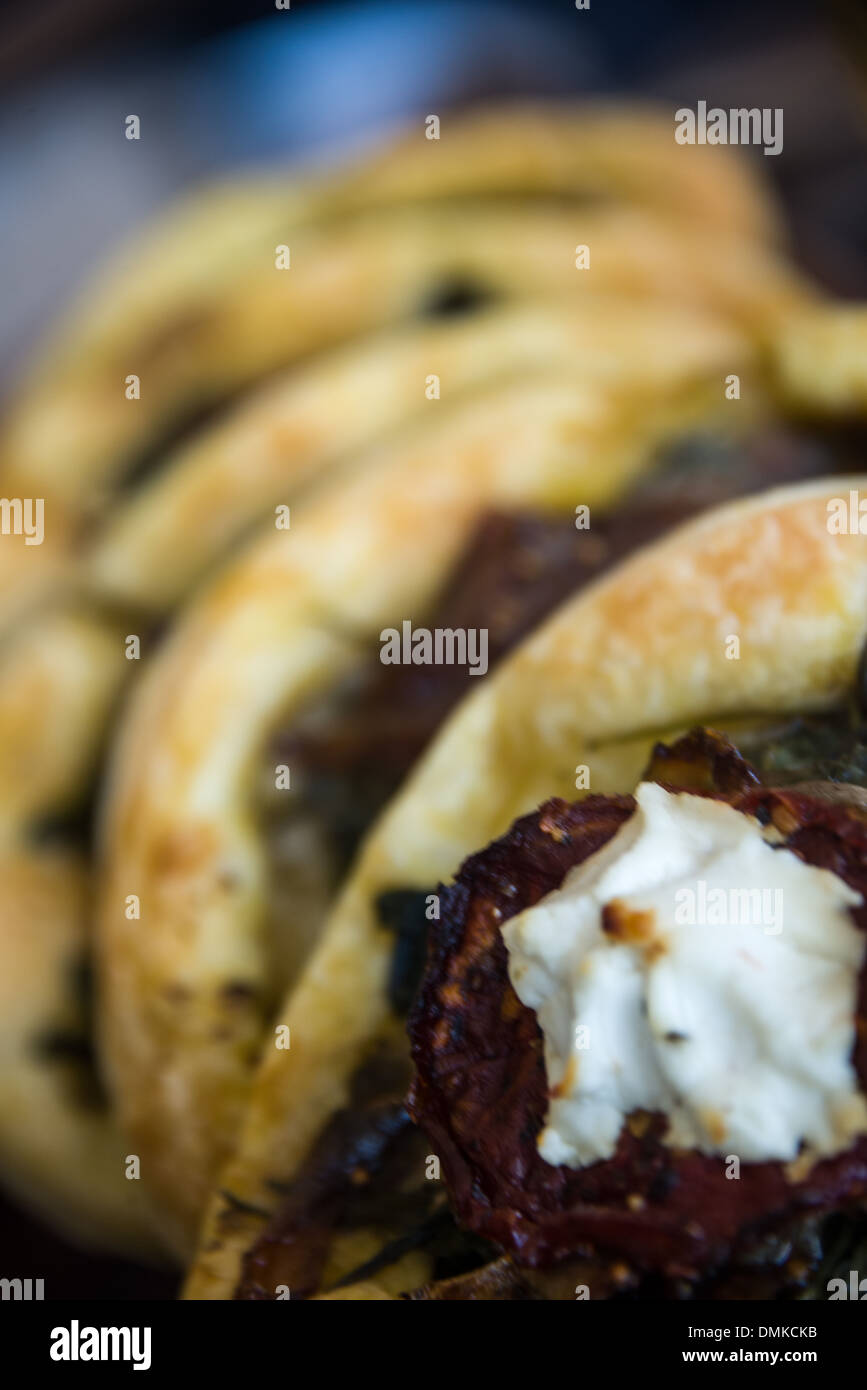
[{"left": 1, "top": 0, "right": 866, "bottom": 1298}]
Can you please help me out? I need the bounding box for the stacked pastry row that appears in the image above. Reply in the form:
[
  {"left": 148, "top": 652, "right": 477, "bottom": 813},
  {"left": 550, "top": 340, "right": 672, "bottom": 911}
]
[{"left": 0, "top": 105, "right": 864, "bottom": 1297}]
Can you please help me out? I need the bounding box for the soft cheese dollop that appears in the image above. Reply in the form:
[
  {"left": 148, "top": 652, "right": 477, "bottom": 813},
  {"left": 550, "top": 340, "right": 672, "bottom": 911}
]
[{"left": 502, "top": 783, "right": 867, "bottom": 1168}]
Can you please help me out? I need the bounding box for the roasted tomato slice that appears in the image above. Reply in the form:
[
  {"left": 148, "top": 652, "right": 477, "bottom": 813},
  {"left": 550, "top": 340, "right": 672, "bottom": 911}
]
[{"left": 408, "top": 732, "right": 867, "bottom": 1280}]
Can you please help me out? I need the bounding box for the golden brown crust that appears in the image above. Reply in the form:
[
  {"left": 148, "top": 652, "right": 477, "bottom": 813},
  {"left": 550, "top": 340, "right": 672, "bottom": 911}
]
[
  {"left": 184, "top": 478, "right": 867, "bottom": 1298},
  {"left": 0, "top": 208, "right": 798, "bottom": 642},
  {"left": 0, "top": 101, "right": 858, "bottom": 1266},
  {"left": 0, "top": 846, "right": 163, "bottom": 1256},
  {"left": 97, "top": 320, "right": 751, "bottom": 1254},
  {"left": 1, "top": 102, "right": 781, "bottom": 504},
  {"left": 81, "top": 298, "right": 749, "bottom": 614},
  {"left": 771, "top": 304, "right": 867, "bottom": 414},
  {"left": 0, "top": 102, "right": 787, "bottom": 1257}
]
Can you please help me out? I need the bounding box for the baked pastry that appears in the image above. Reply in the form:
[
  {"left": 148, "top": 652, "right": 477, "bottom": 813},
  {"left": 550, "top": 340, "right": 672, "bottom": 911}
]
[
  {"left": 0, "top": 842, "right": 162, "bottom": 1256},
  {"left": 76, "top": 103, "right": 817, "bottom": 1258},
  {"left": 1, "top": 105, "right": 778, "bottom": 1256},
  {"left": 95, "top": 307, "right": 754, "bottom": 1256},
  {"left": 0, "top": 103, "right": 859, "bottom": 1268},
  {"left": 183, "top": 477, "right": 867, "bottom": 1297},
  {"left": 0, "top": 104, "right": 792, "bottom": 635}
]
